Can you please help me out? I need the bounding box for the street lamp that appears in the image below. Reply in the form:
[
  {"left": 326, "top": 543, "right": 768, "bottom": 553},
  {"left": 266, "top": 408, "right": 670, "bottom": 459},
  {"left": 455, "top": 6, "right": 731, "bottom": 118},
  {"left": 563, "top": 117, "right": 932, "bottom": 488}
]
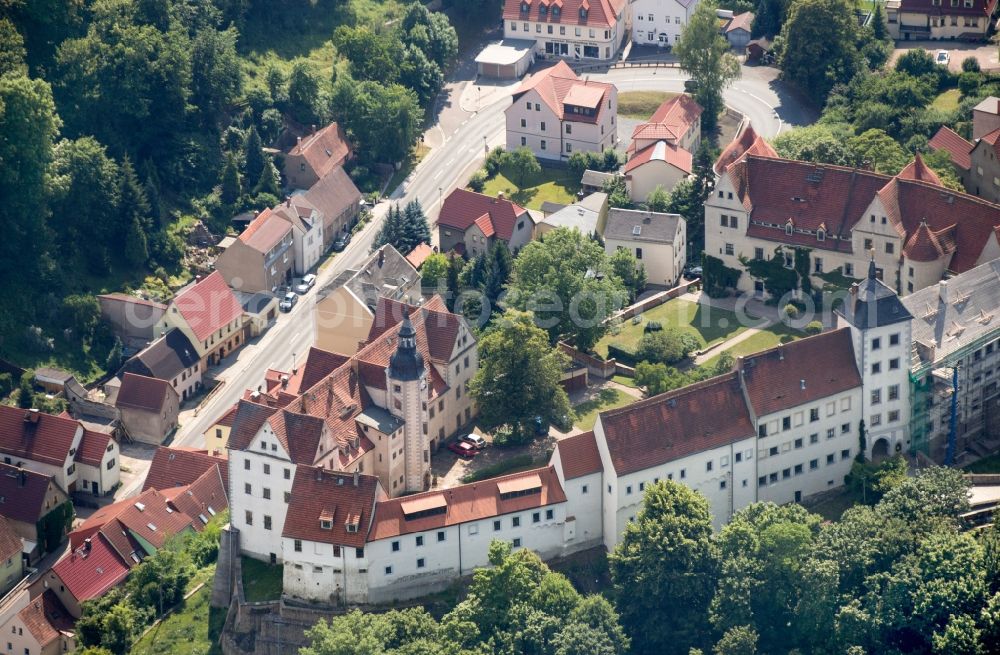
[
  {"left": 483, "top": 135, "right": 488, "bottom": 155},
  {"left": 439, "top": 186, "right": 443, "bottom": 208}
]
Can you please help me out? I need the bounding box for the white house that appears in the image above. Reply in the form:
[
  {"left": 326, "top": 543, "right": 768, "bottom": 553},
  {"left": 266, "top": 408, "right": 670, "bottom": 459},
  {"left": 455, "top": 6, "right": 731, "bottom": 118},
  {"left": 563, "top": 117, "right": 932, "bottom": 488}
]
[
  {"left": 274, "top": 195, "right": 324, "bottom": 275},
  {"left": 603, "top": 208, "right": 686, "bottom": 287},
  {"left": 632, "top": 0, "right": 699, "bottom": 47},
  {"left": 506, "top": 61, "right": 618, "bottom": 161},
  {"left": 624, "top": 94, "right": 702, "bottom": 202},
  {"left": 502, "top": 0, "right": 630, "bottom": 61}
]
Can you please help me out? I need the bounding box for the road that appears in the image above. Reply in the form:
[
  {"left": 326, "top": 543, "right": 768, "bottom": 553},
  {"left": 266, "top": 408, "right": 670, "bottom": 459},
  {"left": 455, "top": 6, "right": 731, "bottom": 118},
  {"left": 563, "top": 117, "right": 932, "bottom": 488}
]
[{"left": 158, "top": 60, "right": 814, "bottom": 466}]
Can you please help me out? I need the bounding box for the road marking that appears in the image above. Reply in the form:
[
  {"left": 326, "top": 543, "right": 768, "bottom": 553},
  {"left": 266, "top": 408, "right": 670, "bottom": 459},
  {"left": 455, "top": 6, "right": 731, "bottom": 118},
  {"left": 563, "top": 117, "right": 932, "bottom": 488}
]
[
  {"left": 446, "top": 157, "right": 455, "bottom": 167},
  {"left": 433, "top": 168, "right": 443, "bottom": 180}
]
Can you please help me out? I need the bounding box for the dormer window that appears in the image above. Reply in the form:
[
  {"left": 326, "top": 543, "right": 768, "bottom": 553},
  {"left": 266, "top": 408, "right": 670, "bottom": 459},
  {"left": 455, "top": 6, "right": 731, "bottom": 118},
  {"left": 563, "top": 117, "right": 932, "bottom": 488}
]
[
  {"left": 579, "top": 7, "right": 588, "bottom": 18},
  {"left": 785, "top": 222, "right": 794, "bottom": 236},
  {"left": 521, "top": 1, "right": 529, "bottom": 12},
  {"left": 817, "top": 228, "right": 825, "bottom": 241},
  {"left": 539, "top": 3, "right": 547, "bottom": 15},
  {"left": 320, "top": 519, "right": 332, "bottom": 530},
  {"left": 552, "top": 5, "right": 560, "bottom": 17}
]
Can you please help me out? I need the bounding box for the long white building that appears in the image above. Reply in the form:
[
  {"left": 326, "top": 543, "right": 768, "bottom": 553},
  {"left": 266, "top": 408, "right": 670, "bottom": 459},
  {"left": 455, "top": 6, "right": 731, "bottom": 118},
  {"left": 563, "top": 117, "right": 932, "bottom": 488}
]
[{"left": 631, "top": 0, "right": 699, "bottom": 47}]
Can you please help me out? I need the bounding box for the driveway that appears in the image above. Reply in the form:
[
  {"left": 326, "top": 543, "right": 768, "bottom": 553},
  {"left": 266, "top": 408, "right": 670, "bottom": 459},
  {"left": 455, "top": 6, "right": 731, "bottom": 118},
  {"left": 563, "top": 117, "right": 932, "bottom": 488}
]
[{"left": 890, "top": 41, "right": 1000, "bottom": 72}]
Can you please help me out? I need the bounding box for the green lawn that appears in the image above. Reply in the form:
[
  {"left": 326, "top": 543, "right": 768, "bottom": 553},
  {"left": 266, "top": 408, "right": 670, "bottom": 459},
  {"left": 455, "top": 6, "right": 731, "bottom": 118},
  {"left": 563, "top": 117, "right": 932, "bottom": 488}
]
[
  {"left": 481, "top": 164, "right": 580, "bottom": 210},
  {"left": 241, "top": 557, "right": 284, "bottom": 602},
  {"left": 932, "top": 88, "right": 961, "bottom": 113},
  {"left": 611, "top": 374, "right": 638, "bottom": 388},
  {"left": 384, "top": 142, "right": 431, "bottom": 195},
  {"left": 595, "top": 298, "right": 748, "bottom": 359},
  {"left": 573, "top": 388, "right": 636, "bottom": 430},
  {"left": 131, "top": 585, "right": 226, "bottom": 655},
  {"left": 967, "top": 452, "right": 1000, "bottom": 473},
  {"left": 699, "top": 326, "right": 800, "bottom": 370},
  {"left": 618, "top": 91, "right": 679, "bottom": 119}
]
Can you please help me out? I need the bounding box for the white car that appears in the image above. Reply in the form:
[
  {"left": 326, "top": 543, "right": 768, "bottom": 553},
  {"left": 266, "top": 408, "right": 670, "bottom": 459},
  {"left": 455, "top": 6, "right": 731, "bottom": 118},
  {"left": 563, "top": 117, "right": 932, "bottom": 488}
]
[
  {"left": 461, "top": 434, "right": 487, "bottom": 449},
  {"left": 936, "top": 50, "right": 950, "bottom": 66},
  {"left": 279, "top": 291, "right": 298, "bottom": 312},
  {"left": 295, "top": 274, "right": 317, "bottom": 294}
]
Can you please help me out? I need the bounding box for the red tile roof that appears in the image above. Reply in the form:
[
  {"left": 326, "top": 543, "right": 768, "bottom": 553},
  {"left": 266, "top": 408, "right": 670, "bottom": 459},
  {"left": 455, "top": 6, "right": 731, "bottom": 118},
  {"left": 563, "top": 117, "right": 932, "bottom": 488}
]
[
  {"left": 929, "top": 125, "right": 973, "bottom": 170},
  {"left": 282, "top": 466, "right": 380, "bottom": 548},
  {"left": 238, "top": 207, "right": 293, "bottom": 253},
  {"left": 370, "top": 466, "right": 567, "bottom": 540},
  {"left": 71, "top": 488, "right": 197, "bottom": 553},
  {"left": 439, "top": 189, "right": 528, "bottom": 243},
  {"left": 172, "top": 271, "right": 244, "bottom": 343},
  {"left": 630, "top": 94, "right": 703, "bottom": 148},
  {"left": 142, "top": 446, "right": 229, "bottom": 493},
  {"left": 164, "top": 465, "right": 228, "bottom": 523},
  {"left": 724, "top": 10, "right": 753, "bottom": 33},
  {"left": 224, "top": 400, "right": 278, "bottom": 452},
  {"left": 75, "top": 429, "right": 113, "bottom": 467},
  {"left": 555, "top": 431, "right": 602, "bottom": 479},
  {"left": 52, "top": 534, "right": 130, "bottom": 603},
  {"left": 0, "top": 515, "right": 21, "bottom": 563},
  {"left": 897, "top": 153, "right": 942, "bottom": 185},
  {"left": 624, "top": 139, "right": 693, "bottom": 174},
  {"left": 115, "top": 372, "right": 175, "bottom": 413},
  {"left": 0, "top": 463, "right": 59, "bottom": 524},
  {"left": 288, "top": 122, "right": 351, "bottom": 180},
  {"left": 17, "top": 591, "right": 72, "bottom": 648},
  {"left": 898, "top": 0, "right": 996, "bottom": 15},
  {"left": 738, "top": 328, "right": 861, "bottom": 417},
  {"left": 97, "top": 293, "right": 167, "bottom": 310},
  {"left": 405, "top": 243, "right": 434, "bottom": 269},
  {"left": 0, "top": 405, "right": 80, "bottom": 467},
  {"left": 904, "top": 220, "right": 956, "bottom": 262},
  {"left": 511, "top": 61, "right": 615, "bottom": 123},
  {"left": 599, "top": 373, "right": 755, "bottom": 475},
  {"left": 714, "top": 122, "right": 778, "bottom": 175},
  {"left": 503, "top": 0, "right": 626, "bottom": 29}
]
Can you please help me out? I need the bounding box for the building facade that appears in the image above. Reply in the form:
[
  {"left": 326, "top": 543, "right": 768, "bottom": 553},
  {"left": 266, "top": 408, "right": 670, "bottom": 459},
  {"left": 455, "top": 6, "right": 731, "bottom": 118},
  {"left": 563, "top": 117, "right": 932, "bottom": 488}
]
[
  {"left": 437, "top": 189, "right": 534, "bottom": 256},
  {"left": 502, "top": 0, "right": 629, "bottom": 61},
  {"left": 155, "top": 271, "right": 246, "bottom": 368},
  {"left": 884, "top": 0, "right": 996, "bottom": 40},
  {"left": 214, "top": 209, "right": 296, "bottom": 294},
  {"left": 603, "top": 208, "right": 686, "bottom": 287},
  {"left": 632, "top": 0, "right": 698, "bottom": 46}
]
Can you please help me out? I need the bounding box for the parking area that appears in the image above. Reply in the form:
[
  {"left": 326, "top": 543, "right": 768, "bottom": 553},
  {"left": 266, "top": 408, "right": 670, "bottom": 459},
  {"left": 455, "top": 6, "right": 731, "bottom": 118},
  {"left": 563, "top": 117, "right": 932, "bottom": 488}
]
[{"left": 890, "top": 41, "right": 1000, "bottom": 72}]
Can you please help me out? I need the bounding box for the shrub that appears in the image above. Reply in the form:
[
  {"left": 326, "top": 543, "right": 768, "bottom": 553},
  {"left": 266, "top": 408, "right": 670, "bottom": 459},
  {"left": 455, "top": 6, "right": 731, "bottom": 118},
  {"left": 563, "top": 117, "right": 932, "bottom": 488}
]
[
  {"left": 962, "top": 56, "right": 981, "bottom": 73},
  {"left": 959, "top": 71, "right": 982, "bottom": 97},
  {"left": 643, "top": 321, "right": 663, "bottom": 333},
  {"left": 484, "top": 146, "right": 507, "bottom": 178},
  {"left": 805, "top": 320, "right": 823, "bottom": 335},
  {"left": 468, "top": 168, "right": 488, "bottom": 192},
  {"left": 607, "top": 343, "right": 638, "bottom": 366},
  {"left": 636, "top": 329, "right": 696, "bottom": 365},
  {"left": 783, "top": 303, "right": 799, "bottom": 319}
]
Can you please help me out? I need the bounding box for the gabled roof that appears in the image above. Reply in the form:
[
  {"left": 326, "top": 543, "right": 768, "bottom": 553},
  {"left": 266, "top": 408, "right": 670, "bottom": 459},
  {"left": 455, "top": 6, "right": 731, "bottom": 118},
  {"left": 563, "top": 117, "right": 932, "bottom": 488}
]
[
  {"left": 0, "top": 463, "right": 59, "bottom": 524},
  {"left": 287, "top": 122, "right": 351, "bottom": 182},
  {"left": 928, "top": 125, "right": 973, "bottom": 171},
  {"left": 266, "top": 410, "right": 327, "bottom": 464},
  {"left": 75, "top": 428, "right": 113, "bottom": 467},
  {"left": 897, "top": 153, "right": 943, "bottom": 186},
  {"left": 301, "top": 165, "right": 362, "bottom": 221},
  {"left": 282, "top": 466, "right": 379, "bottom": 549},
  {"left": 0, "top": 406, "right": 79, "bottom": 467},
  {"left": 899, "top": 0, "right": 996, "bottom": 16},
  {"left": 438, "top": 189, "right": 528, "bottom": 242},
  {"left": 237, "top": 207, "right": 293, "bottom": 254},
  {"left": 370, "top": 466, "right": 567, "bottom": 540},
  {"left": 115, "top": 372, "right": 175, "bottom": 413},
  {"left": 510, "top": 61, "right": 614, "bottom": 123},
  {"left": 318, "top": 245, "right": 419, "bottom": 313},
  {"left": 52, "top": 534, "right": 130, "bottom": 603},
  {"left": 143, "top": 447, "right": 229, "bottom": 493},
  {"left": 554, "top": 431, "right": 602, "bottom": 479},
  {"left": 629, "top": 94, "right": 703, "bottom": 147},
  {"left": 266, "top": 347, "right": 351, "bottom": 397},
  {"left": 714, "top": 122, "right": 778, "bottom": 175},
  {"left": 171, "top": 271, "right": 243, "bottom": 343},
  {"left": 598, "top": 372, "right": 755, "bottom": 475},
  {"left": 121, "top": 328, "right": 200, "bottom": 382},
  {"left": 405, "top": 243, "right": 434, "bottom": 269},
  {"left": 604, "top": 208, "right": 682, "bottom": 244},
  {"left": 624, "top": 139, "right": 692, "bottom": 174},
  {"left": 0, "top": 515, "right": 21, "bottom": 563},
  {"left": 164, "top": 465, "right": 228, "bottom": 523},
  {"left": 724, "top": 10, "right": 753, "bottom": 33},
  {"left": 738, "top": 328, "right": 863, "bottom": 417},
  {"left": 100, "top": 488, "right": 198, "bottom": 551},
  {"left": 16, "top": 591, "right": 73, "bottom": 649},
  {"left": 225, "top": 400, "right": 279, "bottom": 452},
  {"left": 502, "top": 0, "right": 626, "bottom": 29}
]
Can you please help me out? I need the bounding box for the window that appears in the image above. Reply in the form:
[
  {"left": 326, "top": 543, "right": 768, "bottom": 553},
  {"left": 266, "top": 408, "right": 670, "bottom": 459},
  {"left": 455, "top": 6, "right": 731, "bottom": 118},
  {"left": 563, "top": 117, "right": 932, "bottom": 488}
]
[
  {"left": 841, "top": 423, "right": 850, "bottom": 434},
  {"left": 263, "top": 487, "right": 271, "bottom": 500},
  {"left": 872, "top": 362, "right": 881, "bottom": 374},
  {"left": 794, "top": 438, "right": 803, "bottom": 449},
  {"left": 356, "top": 548, "right": 364, "bottom": 558},
  {"left": 769, "top": 446, "right": 779, "bottom": 457},
  {"left": 885, "top": 242, "right": 894, "bottom": 254},
  {"left": 244, "top": 459, "right": 250, "bottom": 470},
  {"left": 888, "top": 384, "right": 900, "bottom": 401},
  {"left": 680, "top": 469, "right": 686, "bottom": 479},
  {"left": 540, "top": 140, "right": 546, "bottom": 150},
  {"left": 513, "top": 538, "right": 522, "bottom": 548},
  {"left": 870, "top": 414, "right": 882, "bottom": 426},
  {"left": 827, "top": 453, "right": 835, "bottom": 465},
  {"left": 264, "top": 515, "right": 272, "bottom": 530},
  {"left": 513, "top": 516, "right": 521, "bottom": 527},
  {"left": 783, "top": 416, "right": 791, "bottom": 431},
  {"left": 841, "top": 449, "right": 851, "bottom": 460},
  {"left": 566, "top": 143, "right": 572, "bottom": 153},
  {"left": 871, "top": 389, "right": 881, "bottom": 405},
  {"left": 810, "top": 408, "right": 819, "bottom": 422},
  {"left": 392, "top": 540, "right": 400, "bottom": 552},
  {"left": 416, "top": 535, "right": 425, "bottom": 547},
  {"left": 783, "top": 468, "right": 791, "bottom": 479},
  {"left": 889, "top": 333, "right": 900, "bottom": 346},
  {"left": 827, "top": 428, "right": 835, "bottom": 439},
  {"left": 720, "top": 215, "right": 728, "bottom": 227},
  {"left": 720, "top": 479, "right": 727, "bottom": 490},
  {"left": 758, "top": 476, "right": 767, "bottom": 487},
  {"left": 794, "top": 464, "right": 803, "bottom": 475},
  {"left": 245, "top": 511, "right": 253, "bottom": 525},
  {"left": 626, "top": 485, "right": 633, "bottom": 495},
  {"left": 864, "top": 238, "right": 873, "bottom": 251},
  {"left": 888, "top": 410, "right": 900, "bottom": 422},
  {"left": 759, "top": 424, "right": 768, "bottom": 437},
  {"left": 520, "top": 118, "right": 526, "bottom": 128},
  {"left": 566, "top": 124, "right": 572, "bottom": 134},
  {"left": 706, "top": 460, "right": 713, "bottom": 472},
  {"left": 810, "top": 459, "right": 819, "bottom": 470},
  {"left": 437, "top": 531, "right": 446, "bottom": 542},
  {"left": 244, "top": 483, "right": 251, "bottom": 495},
  {"left": 540, "top": 121, "right": 546, "bottom": 132},
  {"left": 845, "top": 263, "right": 854, "bottom": 277},
  {"left": 294, "top": 539, "right": 302, "bottom": 552},
  {"left": 493, "top": 520, "right": 501, "bottom": 531},
  {"left": 725, "top": 243, "right": 734, "bottom": 256},
  {"left": 546, "top": 509, "right": 554, "bottom": 520},
  {"left": 814, "top": 257, "right": 823, "bottom": 274},
  {"left": 417, "top": 558, "right": 425, "bottom": 569},
  {"left": 521, "top": 136, "right": 526, "bottom": 146},
  {"left": 533, "top": 512, "right": 541, "bottom": 523},
  {"left": 385, "top": 566, "right": 393, "bottom": 575},
  {"left": 582, "top": 484, "right": 588, "bottom": 494},
  {"left": 636, "top": 247, "right": 643, "bottom": 259},
  {"left": 810, "top": 433, "right": 819, "bottom": 444},
  {"left": 872, "top": 337, "right": 881, "bottom": 351},
  {"left": 889, "top": 358, "right": 900, "bottom": 370}
]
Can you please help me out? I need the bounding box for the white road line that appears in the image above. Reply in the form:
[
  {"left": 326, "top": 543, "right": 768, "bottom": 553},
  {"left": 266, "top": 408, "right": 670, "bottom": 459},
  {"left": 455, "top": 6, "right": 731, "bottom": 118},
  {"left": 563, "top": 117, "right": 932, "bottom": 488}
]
[
  {"left": 446, "top": 157, "right": 455, "bottom": 167},
  {"left": 433, "top": 168, "right": 443, "bottom": 180}
]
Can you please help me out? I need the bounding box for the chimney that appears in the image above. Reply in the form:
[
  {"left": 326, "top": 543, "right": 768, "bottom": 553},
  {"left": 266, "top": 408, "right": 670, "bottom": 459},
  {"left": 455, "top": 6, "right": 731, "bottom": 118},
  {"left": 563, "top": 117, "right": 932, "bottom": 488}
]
[
  {"left": 195, "top": 275, "right": 202, "bottom": 283},
  {"left": 939, "top": 280, "right": 949, "bottom": 305},
  {"left": 778, "top": 346, "right": 784, "bottom": 361},
  {"left": 281, "top": 375, "right": 289, "bottom": 389},
  {"left": 17, "top": 468, "right": 26, "bottom": 488},
  {"left": 378, "top": 249, "right": 385, "bottom": 267},
  {"left": 24, "top": 409, "right": 39, "bottom": 424},
  {"left": 83, "top": 538, "right": 92, "bottom": 553},
  {"left": 285, "top": 196, "right": 291, "bottom": 207},
  {"left": 497, "top": 191, "right": 504, "bottom": 201},
  {"left": 353, "top": 469, "right": 359, "bottom": 487},
  {"left": 800, "top": 379, "right": 806, "bottom": 390},
  {"left": 311, "top": 124, "right": 317, "bottom": 134}
]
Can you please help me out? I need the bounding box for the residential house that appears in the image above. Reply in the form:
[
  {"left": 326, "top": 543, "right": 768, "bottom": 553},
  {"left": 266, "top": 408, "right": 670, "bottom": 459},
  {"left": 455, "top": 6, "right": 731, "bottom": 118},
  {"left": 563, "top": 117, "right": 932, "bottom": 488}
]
[
  {"left": 314, "top": 245, "right": 422, "bottom": 355},
  {"left": 973, "top": 96, "right": 1000, "bottom": 139},
  {"left": 706, "top": 140, "right": 1000, "bottom": 298},
  {"left": 281, "top": 467, "right": 384, "bottom": 605},
  {"left": 0, "top": 517, "right": 23, "bottom": 596},
  {"left": 438, "top": 189, "right": 534, "bottom": 256},
  {"left": 502, "top": 0, "right": 630, "bottom": 61},
  {"left": 302, "top": 166, "right": 364, "bottom": 250},
  {"left": 713, "top": 122, "right": 778, "bottom": 176},
  {"left": 97, "top": 293, "right": 167, "bottom": 351},
  {"left": 929, "top": 122, "right": 1000, "bottom": 204},
  {"left": 214, "top": 208, "right": 296, "bottom": 294},
  {"left": 506, "top": 61, "right": 618, "bottom": 160},
  {"left": 580, "top": 169, "right": 617, "bottom": 193},
  {"left": 721, "top": 10, "right": 753, "bottom": 48},
  {"left": 884, "top": 0, "right": 996, "bottom": 41},
  {"left": 624, "top": 94, "right": 702, "bottom": 201},
  {"left": 228, "top": 298, "right": 478, "bottom": 562},
  {"left": 142, "top": 446, "right": 229, "bottom": 494},
  {"left": 114, "top": 372, "right": 180, "bottom": 444},
  {"left": 632, "top": 0, "right": 699, "bottom": 47},
  {"left": 603, "top": 208, "right": 686, "bottom": 287},
  {"left": 0, "top": 406, "right": 84, "bottom": 493},
  {"left": 273, "top": 195, "right": 324, "bottom": 275},
  {"left": 155, "top": 271, "right": 246, "bottom": 367},
  {"left": 204, "top": 403, "right": 239, "bottom": 453},
  {"left": 121, "top": 328, "right": 203, "bottom": 401},
  {"left": 903, "top": 258, "right": 1000, "bottom": 460},
  {"left": 45, "top": 534, "right": 130, "bottom": 618},
  {"left": 548, "top": 430, "right": 604, "bottom": 550},
  {"left": 534, "top": 192, "right": 609, "bottom": 239},
  {"left": 284, "top": 122, "right": 352, "bottom": 190},
  {"left": 73, "top": 427, "right": 119, "bottom": 497},
  {"left": 0, "top": 464, "right": 71, "bottom": 562},
  {"left": 406, "top": 243, "right": 435, "bottom": 271},
  {"left": 1, "top": 590, "right": 76, "bottom": 655}
]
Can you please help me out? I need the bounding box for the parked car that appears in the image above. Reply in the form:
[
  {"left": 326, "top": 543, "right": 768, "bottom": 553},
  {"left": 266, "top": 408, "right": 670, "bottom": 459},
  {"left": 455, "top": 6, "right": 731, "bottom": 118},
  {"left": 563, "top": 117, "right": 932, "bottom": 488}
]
[
  {"left": 684, "top": 265, "right": 703, "bottom": 280},
  {"left": 279, "top": 291, "right": 298, "bottom": 312},
  {"left": 461, "top": 434, "right": 487, "bottom": 449},
  {"left": 936, "top": 50, "right": 950, "bottom": 66},
  {"left": 683, "top": 79, "right": 699, "bottom": 93},
  {"left": 332, "top": 232, "right": 351, "bottom": 252},
  {"left": 447, "top": 441, "right": 479, "bottom": 459},
  {"left": 295, "top": 274, "right": 317, "bottom": 294}
]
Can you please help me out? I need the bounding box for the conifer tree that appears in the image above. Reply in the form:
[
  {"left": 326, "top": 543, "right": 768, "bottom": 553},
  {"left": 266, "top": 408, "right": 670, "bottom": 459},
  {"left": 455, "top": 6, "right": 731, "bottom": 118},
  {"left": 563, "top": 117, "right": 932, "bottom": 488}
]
[{"left": 220, "top": 156, "right": 241, "bottom": 206}]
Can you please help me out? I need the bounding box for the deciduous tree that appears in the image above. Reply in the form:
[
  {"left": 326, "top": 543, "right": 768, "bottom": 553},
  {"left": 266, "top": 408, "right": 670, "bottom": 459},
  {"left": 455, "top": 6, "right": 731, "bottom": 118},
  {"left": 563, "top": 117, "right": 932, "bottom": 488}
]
[
  {"left": 674, "top": 0, "right": 741, "bottom": 134},
  {"left": 778, "top": 0, "right": 861, "bottom": 102}
]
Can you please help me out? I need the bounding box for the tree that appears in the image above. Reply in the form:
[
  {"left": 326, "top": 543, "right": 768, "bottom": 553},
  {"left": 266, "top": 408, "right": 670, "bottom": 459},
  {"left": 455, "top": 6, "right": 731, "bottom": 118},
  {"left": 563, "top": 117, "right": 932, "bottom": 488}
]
[
  {"left": 772, "top": 123, "right": 854, "bottom": 166},
  {"left": 894, "top": 47, "right": 939, "bottom": 78},
  {"left": 469, "top": 310, "right": 572, "bottom": 442},
  {"left": 106, "top": 337, "right": 124, "bottom": 372},
  {"left": 332, "top": 79, "right": 422, "bottom": 164},
  {"left": 674, "top": 0, "right": 741, "bottom": 134},
  {"left": 508, "top": 146, "right": 541, "bottom": 187},
  {"left": 714, "top": 626, "right": 759, "bottom": 655},
  {"left": 636, "top": 329, "right": 697, "bottom": 365},
  {"left": 962, "top": 56, "right": 981, "bottom": 73},
  {"left": 0, "top": 18, "right": 26, "bottom": 76},
  {"left": 287, "top": 59, "right": 323, "bottom": 125},
  {"left": 252, "top": 157, "right": 281, "bottom": 197},
  {"left": 646, "top": 185, "right": 671, "bottom": 212},
  {"left": 220, "top": 155, "right": 241, "bottom": 206},
  {"left": 243, "top": 125, "right": 265, "bottom": 186},
  {"left": 60, "top": 294, "right": 101, "bottom": 341},
  {"left": 609, "top": 247, "right": 646, "bottom": 303},
  {"left": 400, "top": 200, "right": 431, "bottom": 253},
  {"left": 332, "top": 25, "right": 401, "bottom": 84},
  {"left": 124, "top": 217, "right": 149, "bottom": 267},
  {"left": 420, "top": 252, "right": 449, "bottom": 290},
  {"left": 17, "top": 371, "right": 34, "bottom": 409},
  {"left": 923, "top": 148, "right": 965, "bottom": 191},
  {"left": 778, "top": 0, "right": 861, "bottom": 103},
  {"left": 754, "top": 0, "right": 791, "bottom": 38},
  {"left": 189, "top": 26, "right": 242, "bottom": 121},
  {"left": 847, "top": 129, "right": 909, "bottom": 174},
  {"left": 870, "top": 2, "right": 888, "bottom": 41},
  {"left": 603, "top": 175, "right": 633, "bottom": 209},
  {"left": 118, "top": 157, "right": 152, "bottom": 234},
  {"left": 401, "top": 4, "right": 459, "bottom": 69},
  {"left": 610, "top": 481, "right": 719, "bottom": 655},
  {"left": 398, "top": 43, "right": 443, "bottom": 106},
  {"left": 509, "top": 228, "right": 626, "bottom": 350}
]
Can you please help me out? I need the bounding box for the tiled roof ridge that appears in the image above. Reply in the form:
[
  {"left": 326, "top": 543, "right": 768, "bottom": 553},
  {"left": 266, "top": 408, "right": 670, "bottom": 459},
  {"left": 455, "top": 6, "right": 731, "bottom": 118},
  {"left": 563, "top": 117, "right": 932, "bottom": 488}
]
[{"left": 601, "top": 370, "right": 741, "bottom": 419}]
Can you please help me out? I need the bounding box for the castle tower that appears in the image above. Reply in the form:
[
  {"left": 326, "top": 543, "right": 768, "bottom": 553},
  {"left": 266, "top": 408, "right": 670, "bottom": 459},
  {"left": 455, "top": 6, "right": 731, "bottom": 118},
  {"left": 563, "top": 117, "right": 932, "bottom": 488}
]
[{"left": 386, "top": 314, "right": 429, "bottom": 492}]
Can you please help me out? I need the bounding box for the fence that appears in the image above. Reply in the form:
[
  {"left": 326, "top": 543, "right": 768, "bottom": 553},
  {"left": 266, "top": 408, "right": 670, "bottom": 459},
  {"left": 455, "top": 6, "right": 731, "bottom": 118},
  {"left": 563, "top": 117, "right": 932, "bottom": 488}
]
[
  {"left": 613, "top": 280, "right": 697, "bottom": 322},
  {"left": 558, "top": 342, "right": 618, "bottom": 379}
]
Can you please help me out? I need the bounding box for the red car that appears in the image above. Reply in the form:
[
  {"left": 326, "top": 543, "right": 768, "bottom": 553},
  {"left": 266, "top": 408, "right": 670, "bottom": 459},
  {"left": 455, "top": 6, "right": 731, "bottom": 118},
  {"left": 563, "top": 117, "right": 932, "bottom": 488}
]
[{"left": 447, "top": 441, "right": 480, "bottom": 459}]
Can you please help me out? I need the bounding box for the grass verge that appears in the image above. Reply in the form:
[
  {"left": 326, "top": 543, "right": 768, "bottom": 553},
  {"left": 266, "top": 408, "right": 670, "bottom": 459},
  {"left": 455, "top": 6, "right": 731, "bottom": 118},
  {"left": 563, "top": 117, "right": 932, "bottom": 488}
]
[
  {"left": 130, "top": 585, "right": 226, "bottom": 655},
  {"left": 241, "top": 556, "right": 284, "bottom": 602},
  {"left": 618, "top": 91, "right": 679, "bottom": 119},
  {"left": 573, "top": 388, "right": 636, "bottom": 430},
  {"left": 385, "top": 142, "right": 432, "bottom": 196},
  {"left": 461, "top": 454, "right": 536, "bottom": 483},
  {"left": 481, "top": 164, "right": 580, "bottom": 210}
]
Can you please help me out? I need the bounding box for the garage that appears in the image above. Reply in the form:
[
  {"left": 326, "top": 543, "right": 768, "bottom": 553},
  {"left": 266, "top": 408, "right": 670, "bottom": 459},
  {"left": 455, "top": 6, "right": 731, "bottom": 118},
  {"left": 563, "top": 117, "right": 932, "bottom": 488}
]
[
  {"left": 560, "top": 366, "right": 588, "bottom": 392},
  {"left": 475, "top": 39, "right": 536, "bottom": 80}
]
